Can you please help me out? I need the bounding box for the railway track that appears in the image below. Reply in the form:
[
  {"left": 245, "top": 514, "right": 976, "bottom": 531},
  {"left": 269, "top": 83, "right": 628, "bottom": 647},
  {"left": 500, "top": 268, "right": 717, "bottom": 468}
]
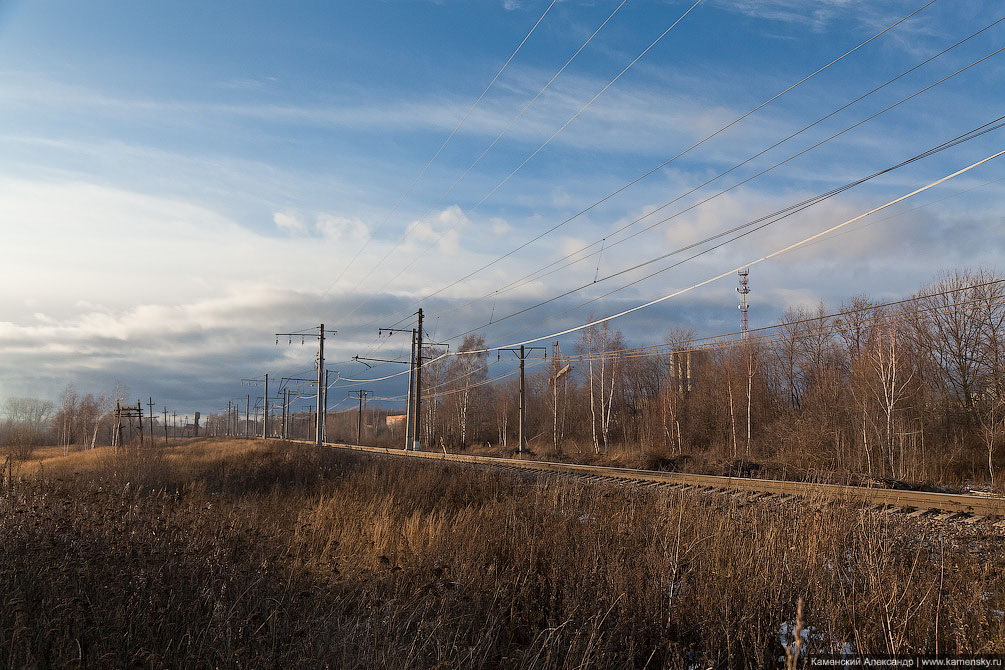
[{"left": 314, "top": 441, "right": 1005, "bottom": 522}]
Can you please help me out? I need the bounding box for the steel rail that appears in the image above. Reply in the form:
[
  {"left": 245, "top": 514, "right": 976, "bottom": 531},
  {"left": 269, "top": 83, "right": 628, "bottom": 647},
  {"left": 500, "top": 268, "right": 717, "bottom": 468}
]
[{"left": 312, "top": 441, "right": 1005, "bottom": 518}]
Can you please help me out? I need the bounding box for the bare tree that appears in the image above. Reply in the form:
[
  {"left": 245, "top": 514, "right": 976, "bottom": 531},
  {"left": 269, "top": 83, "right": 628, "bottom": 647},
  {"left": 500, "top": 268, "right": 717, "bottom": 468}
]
[
  {"left": 577, "top": 322, "right": 623, "bottom": 454},
  {"left": 869, "top": 320, "right": 915, "bottom": 478},
  {"left": 910, "top": 270, "right": 990, "bottom": 413},
  {"left": 978, "top": 393, "right": 1004, "bottom": 486},
  {"left": 444, "top": 335, "right": 488, "bottom": 448},
  {"left": 3, "top": 397, "right": 54, "bottom": 460}
]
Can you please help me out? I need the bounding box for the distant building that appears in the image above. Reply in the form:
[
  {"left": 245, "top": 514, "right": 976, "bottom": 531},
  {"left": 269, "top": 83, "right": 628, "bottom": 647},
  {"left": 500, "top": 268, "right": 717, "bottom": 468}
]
[{"left": 386, "top": 414, "right": 407, "bottom": 427}]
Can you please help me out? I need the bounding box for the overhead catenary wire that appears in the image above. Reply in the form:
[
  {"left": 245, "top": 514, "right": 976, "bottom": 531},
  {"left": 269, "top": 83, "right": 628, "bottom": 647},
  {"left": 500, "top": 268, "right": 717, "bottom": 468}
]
[
  {"left": 566, "top": 289, "right": 1005, "bottom": 363},
  {"left": 324, "top": 0, "right": 560, "bottom": 293},
  {"left": 445, "top": 114, "right": 1005, "bottom": 343},
  {"left": 355, "top": 0, "right": 942, "bottom": 331},
  {"left": 339, "top": 0, "right": 706, "bottom": 322},
  {"left": 340, "top": 282, "right": 1005, "bottom": 408},
  {"left": 386, "top": 0, "right": 633, "bottom": 259},
  {"left": 322, "top": 150, "right": 1003, "bottom": 391},
  {"left": 450, "top": 148, "right": 1005, "bottom": 355},
  {"left": 432, "top": 17, "right": 1005, "bottom": 321}
]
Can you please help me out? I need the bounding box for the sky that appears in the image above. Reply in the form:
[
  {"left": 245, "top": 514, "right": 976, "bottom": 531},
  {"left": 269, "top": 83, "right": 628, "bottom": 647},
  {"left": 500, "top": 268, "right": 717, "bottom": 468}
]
[{"left": 1, "top": 0, "right": 1003, "bottom": 417}]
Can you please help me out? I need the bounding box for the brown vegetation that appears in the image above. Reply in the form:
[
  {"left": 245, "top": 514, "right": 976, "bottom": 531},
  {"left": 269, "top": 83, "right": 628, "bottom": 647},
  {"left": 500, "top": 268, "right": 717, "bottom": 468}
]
[
  {"left": 1, "top": 438, "right": 1002, "bottom": 667},
  {"left": 310, "top": 268, "right": 1003, "bottom": 494}
]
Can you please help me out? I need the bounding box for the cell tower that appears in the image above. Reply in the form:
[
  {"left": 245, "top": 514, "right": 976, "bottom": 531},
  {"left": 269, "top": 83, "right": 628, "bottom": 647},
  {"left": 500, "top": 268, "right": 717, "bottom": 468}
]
[{"left": 737, "top": 269, "right": 750, "bottom": 337}]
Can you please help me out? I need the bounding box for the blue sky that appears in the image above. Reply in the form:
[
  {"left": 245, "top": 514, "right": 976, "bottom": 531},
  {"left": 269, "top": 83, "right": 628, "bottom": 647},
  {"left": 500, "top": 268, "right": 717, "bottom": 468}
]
[{"left": 1, "top": 0, "right": 1003, "bottom": 415}]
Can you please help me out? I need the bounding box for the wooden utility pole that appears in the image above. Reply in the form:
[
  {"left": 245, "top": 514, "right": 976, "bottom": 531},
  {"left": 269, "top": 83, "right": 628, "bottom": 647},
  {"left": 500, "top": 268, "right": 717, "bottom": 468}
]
[
  {"left": 163, "top": 407, "right": 168, "bottom": 445},
  {"left": 113, "top": 401, "right": 121, "bottom": 447},
  {"left": 263, "top": 374, "right": 269, "bottom": 439},
  {"left": 136, "top": 401, "right": 145, "bottom": 448},
  {"left": 172, "top": 411, "right": 177, "bottom": 439},
  {"left": 405, "top": 328, "right": 416, "bottom": 450},
  {"left": 148, "top": 397, "right": 155, "bottom": 444},
  {"left": 500, "top": 345, "right": 547, "bottom": 454},
  {"left": 414, "top": 309, "right": 423, "bottom": 451},
  {"left": 349, "top": 390, "right": 371, "bottom": 445},
  {"left": 245, "top": 395, "right": 250, "bottom": 438}
]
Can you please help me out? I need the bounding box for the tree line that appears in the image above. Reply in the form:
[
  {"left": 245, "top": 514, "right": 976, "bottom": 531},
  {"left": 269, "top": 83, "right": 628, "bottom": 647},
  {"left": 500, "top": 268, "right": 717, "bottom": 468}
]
[
  {"left": 412, "top": 268, "right": 1004, "bottom": 489},
  {"left": 4, "top": 267, "right": 1002, "bottom": 489}
]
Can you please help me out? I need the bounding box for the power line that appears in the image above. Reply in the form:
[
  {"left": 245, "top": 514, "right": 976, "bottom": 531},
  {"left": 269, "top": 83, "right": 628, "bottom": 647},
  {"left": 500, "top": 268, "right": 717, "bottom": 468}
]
[
  {"left": 324, "top": 0, "right": 560, "bottom": 293},
  {"left": 431, "top": 16, "right": 1005, "bottom": 321},
  {"left": 445, "top": 114, "right": 1005, "bottom": 343},
  {"left": 451, "top": 147, "right": 1005, "bottom": 354},
  {"left": 320, "top": 146, "right": 1003, "bottom": 388},
  {"left": 339, "top": 0, "right": 706, "bottom": 322},
  {"left": 387, "top": 0, "right": 633, "bottom": 258},
  {"left": 567, "top": 281, "right": 1005, "bottom": 362},
  {"left": 353, "top": 0, "right": 942, "bottom": 331}
]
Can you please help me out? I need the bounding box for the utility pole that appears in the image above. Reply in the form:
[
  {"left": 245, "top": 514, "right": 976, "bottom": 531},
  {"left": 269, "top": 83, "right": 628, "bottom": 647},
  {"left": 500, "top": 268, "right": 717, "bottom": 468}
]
[
  {"left": 519, "top": 346, "right": 525, "bottom": 453},
  {"left": 365, "top": 324, "right": 431, "bottom": 450},
  {"left": 500, "top": 345, "right": 547, "bottom": 454},
  {"left": 414, "top": 309, "right": 423, "bottom": 450},
  {"left": 263, "top": 374, "right": 269, "bottom": 439},
  {"left": 172, "top": 411, "right": 177, "bottom": 439},
  {"left": 227, "top": 400, "right": 232, "bottom": 436},
  {"left": 163, "top": 407, "right": 168, "bottom": 445},
  {"left": 316, "top": 324, "right": 324, "bottom": 445},
  {"left": 405, "top": 328, "right": 416, "bottom": 450},
  {"left": 275, "top": 325, "right": 330, "bottom": 446},
  {"left": 245, "top": 395, "right": 250, "bottom": 438},
  {"left": 282, "top": 389, "right": 288, "bottom": 440},
  {"left": 242, "top": 376, "right": 269, "bottom": 438},
  {"left": 148, "top": 397, "right": 155, "bottom": 444},
  {"left": 363, "top": 318, "right": 447, "bottom": 451},
  {"left": 114, "top": 401, "right": 123, "bottom": 447},
  {"left": 323, "top": 370, "right": 329, "bottom": 443},
  {"left": 136, "top": 400, "right": 145, "bottom": 448},
  {"left": 349, "top": 390, "right": 371, "bottom": 445}
]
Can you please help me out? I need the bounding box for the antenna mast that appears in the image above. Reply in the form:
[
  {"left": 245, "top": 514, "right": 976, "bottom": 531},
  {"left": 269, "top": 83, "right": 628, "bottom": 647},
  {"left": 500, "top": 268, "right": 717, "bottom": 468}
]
[{"left": 737, "top": 269, "right": 750, "bottom": 337}]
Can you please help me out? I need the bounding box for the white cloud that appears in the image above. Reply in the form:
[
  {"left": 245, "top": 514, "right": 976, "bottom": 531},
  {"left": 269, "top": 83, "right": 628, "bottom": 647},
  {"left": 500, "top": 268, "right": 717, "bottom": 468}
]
[
  {"left": 559, "top": 236, "right": 588, "bottom": 259},
  {"left": 490, "top": 217, "right": 513, "bottom": 236},
  {"left": 273, "top": 211, "right": 307, "bottom": 234},
  {"left": 405, "top": 205, "right": 470, "bottom": 255},
  {"left": 315, "top": 213, "right": 369, "bottom": 243}
]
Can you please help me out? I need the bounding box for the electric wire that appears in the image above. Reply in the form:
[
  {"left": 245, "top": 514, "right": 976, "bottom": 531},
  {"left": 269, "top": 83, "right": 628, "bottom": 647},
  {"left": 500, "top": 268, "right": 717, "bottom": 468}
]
[
  {"left": 432, "top": 17, "right": 1005, "bottom": 320},
  {"left": 354, "top": 0, "right": 941, "bottom": 330},
  {"left": 339, "top": 0, "right": 706, "bottom": 321},
  {"left": 324, "top": 0, "right": 559, "bottom": 293},
  {"left": 449, "top": 147, "right": 1005, "bottom": 354},
  {"left": 446, "top": 114, "right": 1005, "bottom": 343}
]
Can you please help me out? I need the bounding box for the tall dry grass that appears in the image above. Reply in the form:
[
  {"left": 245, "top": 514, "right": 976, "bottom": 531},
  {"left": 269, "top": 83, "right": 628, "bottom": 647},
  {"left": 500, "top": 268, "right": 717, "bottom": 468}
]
[{"left": 0, "top": 438, "right": 1002, "bottom": 668}]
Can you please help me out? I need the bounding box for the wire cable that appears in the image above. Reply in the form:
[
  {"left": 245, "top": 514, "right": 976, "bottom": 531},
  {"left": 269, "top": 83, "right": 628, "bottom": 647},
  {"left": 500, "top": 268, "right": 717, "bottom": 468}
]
[
  {"left": 340, "top": 0, "right": 706, "bottom": 321},
  {"left": 451, "top": 148, "right": 1005, "bottom": 354},
  {"left": 353, "top": 0, "right": 941, "bottom": 330},
  {"left": 323, "top": 0, "right": 559, "bottom": 294},
  {"left": 432, "top": 17, "right": 1005, "bottom": 320},
  {"left": 445, "top": 114, "right": 1005, "bottom": 342}
]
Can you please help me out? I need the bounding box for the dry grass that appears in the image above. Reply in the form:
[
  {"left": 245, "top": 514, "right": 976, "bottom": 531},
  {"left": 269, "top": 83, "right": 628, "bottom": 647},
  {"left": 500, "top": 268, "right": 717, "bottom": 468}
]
[{"left": 1, "top": 438, "right": 1003, "bottom": 668}]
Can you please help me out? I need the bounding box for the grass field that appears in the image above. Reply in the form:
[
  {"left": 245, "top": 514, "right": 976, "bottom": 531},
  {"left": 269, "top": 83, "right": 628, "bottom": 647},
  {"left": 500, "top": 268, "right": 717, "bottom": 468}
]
[{"left": 1, "top": 438, "right": 1003, "bottom": 668}]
